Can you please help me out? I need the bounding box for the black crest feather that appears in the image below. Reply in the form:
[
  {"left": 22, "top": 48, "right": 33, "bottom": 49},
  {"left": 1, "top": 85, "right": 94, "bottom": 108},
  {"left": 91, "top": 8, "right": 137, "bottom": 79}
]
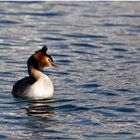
[{"left": 41, "top": 45, "right": 48, "bottom": 54}]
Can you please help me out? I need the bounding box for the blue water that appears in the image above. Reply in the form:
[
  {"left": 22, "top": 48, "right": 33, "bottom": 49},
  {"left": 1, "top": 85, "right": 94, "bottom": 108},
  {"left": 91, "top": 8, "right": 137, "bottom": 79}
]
[{"left": 0, "top": 1, "right": 140, "bottom": 139}]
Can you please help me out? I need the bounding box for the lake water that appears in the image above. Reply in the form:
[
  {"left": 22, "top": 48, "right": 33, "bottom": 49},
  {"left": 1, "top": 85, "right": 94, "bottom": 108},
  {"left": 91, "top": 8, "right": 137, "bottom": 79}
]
[{"left": 0, "top": 1, "right": 140, "bottom": 139}]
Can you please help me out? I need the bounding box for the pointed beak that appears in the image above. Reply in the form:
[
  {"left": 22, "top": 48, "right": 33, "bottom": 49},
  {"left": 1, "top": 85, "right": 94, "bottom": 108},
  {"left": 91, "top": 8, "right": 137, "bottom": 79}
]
[
  {"left": 51, "top": 62, "right": 57, "bottom": 67},
  {"left": 49, "top": 60, "right": 57, "bottom": 67}
]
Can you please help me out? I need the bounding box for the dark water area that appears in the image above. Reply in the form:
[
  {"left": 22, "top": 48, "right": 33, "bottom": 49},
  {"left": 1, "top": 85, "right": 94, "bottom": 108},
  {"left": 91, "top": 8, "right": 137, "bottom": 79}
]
[{"left": 0, "top": 1, "right": 140, "bottom": 139}]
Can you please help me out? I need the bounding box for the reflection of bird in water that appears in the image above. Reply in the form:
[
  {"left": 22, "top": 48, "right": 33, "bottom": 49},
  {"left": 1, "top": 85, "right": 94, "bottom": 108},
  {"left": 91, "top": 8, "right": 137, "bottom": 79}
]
[
  {"left": 26, "top": 100, "right": 56, "bottom": 117},
  {"left": 12, "top": 45, "right": 56, "bottom": 99}
]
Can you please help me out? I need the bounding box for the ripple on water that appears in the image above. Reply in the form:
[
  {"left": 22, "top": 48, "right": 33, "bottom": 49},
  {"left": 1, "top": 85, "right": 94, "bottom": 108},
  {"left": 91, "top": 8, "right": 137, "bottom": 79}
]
[
  {"left": 129, "top": 97, "right": 140, "bottom": 101},
  {"left": 99, "top": 91, "right": 120, "bottom": 96},
  {"left": 114, "top": 107, "right": 137, "bottom": 113},
  {"left": 111, "top": 48, "right": 128, "bottom": 52},
  {"left": 0, "top": 19, "right": 19, "bottom": 25},
  {"left": 63, "top": 33, "right": 107, "bottom": 39},
  {"left": 102, "top": 42, "right": 127, "bottom": 46},
  {"left": 122, "top": 60, "right": 140, "bottom": 64},
  {"left": 113, "top": 55, "right": 126, "bottom": 59},
  {"left": 55, "top": 104, "right": 89, "bottom": 112},
  {"left": 55, "top": 59, "right": 72, "bottom": 65},
  {"left": 71, "top": 50, "right": 96, "bottom": 56},
  {"left": 0, "top": 43, "right": 15, "bottom": 46},
  {"left": 115, "top": 88, "right": 135, "bottom": 93},
  {"left": 80, "top": 83, "right": 101, "bottom": 89},
  {"left": 7, "top": 12, "right": 66, "bottom": 17},
  {"left": 42, "top": 36, "right": 66, "bottom": 41},
  {"left": 93, "top": 105, "right": 137, "bottom": 117},
  {"left": 71, "top": 42, "right": 102, "bottom": 49},
  {"left": 96, "top": 23, "right": 132, "bottom": 27}
]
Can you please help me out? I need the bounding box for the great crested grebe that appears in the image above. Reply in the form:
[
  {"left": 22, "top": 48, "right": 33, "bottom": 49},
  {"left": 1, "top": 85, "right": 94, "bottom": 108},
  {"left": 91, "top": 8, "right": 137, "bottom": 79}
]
[{"left": 12, "top": 45, "right": 56, "bottom": 99}]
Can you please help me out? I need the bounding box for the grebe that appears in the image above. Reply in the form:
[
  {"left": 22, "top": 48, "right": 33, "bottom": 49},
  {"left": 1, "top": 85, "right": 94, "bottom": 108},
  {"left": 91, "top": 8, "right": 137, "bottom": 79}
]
[{"left": 12, "top": 45, "right": 56, "bottom": 99}]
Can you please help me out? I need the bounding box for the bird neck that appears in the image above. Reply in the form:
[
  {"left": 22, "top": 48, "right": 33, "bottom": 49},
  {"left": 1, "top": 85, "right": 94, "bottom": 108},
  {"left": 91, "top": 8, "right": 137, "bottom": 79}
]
[
  {"left": 28, "top": 66, "right": 43, "bottom": 80},
  {"left": 27, "top": 55, "right": 44, "bottom": 80}
]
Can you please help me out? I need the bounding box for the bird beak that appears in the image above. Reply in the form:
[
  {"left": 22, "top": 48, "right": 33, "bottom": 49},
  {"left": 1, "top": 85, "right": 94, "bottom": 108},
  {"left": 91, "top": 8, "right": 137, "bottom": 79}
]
[
  {"left": 52, "top": 62, "right": 57, "bottom": 67},
  {"left": 50, "top": 60, "right": 57, "bottom": 67}
]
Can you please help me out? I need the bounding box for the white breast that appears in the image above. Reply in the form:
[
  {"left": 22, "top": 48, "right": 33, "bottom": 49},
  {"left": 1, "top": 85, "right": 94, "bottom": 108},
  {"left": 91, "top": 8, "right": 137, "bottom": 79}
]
[{"left": 24, "top": 74, "right": 54, "bottom": 99}]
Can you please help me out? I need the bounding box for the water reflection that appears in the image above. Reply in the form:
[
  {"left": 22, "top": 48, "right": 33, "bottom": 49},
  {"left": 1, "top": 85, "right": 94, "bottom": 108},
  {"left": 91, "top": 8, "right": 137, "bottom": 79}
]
[
  {"left": 26, "top": 99, "right": 56, "bottom": 117},
  {"left": 24, "top": 99, "right": 58, "bottom": 138}
]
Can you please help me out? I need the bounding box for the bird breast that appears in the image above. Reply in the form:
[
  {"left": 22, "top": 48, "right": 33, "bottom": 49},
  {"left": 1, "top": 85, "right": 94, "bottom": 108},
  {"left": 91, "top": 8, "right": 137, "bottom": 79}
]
[{"left": 25, "top": 74, "right": 54, "bottom": 99}]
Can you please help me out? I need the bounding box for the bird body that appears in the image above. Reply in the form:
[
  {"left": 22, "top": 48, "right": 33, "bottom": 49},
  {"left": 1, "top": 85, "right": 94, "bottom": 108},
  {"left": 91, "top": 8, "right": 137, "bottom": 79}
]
[{"left": 12, "top": 45, "right": 55, "bottom": 99}]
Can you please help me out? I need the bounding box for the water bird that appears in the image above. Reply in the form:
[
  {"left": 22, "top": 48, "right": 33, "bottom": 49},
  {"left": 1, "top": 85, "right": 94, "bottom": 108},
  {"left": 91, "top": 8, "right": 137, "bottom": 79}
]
[{"left": 12, "top": 45, "right": 56, "bottom": 99}]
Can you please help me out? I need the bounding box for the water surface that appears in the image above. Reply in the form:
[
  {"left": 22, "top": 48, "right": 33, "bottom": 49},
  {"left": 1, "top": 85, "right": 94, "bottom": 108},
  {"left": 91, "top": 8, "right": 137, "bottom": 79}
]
[{"left": 0, "top": 2, "right": 140, "bottom": 139}]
